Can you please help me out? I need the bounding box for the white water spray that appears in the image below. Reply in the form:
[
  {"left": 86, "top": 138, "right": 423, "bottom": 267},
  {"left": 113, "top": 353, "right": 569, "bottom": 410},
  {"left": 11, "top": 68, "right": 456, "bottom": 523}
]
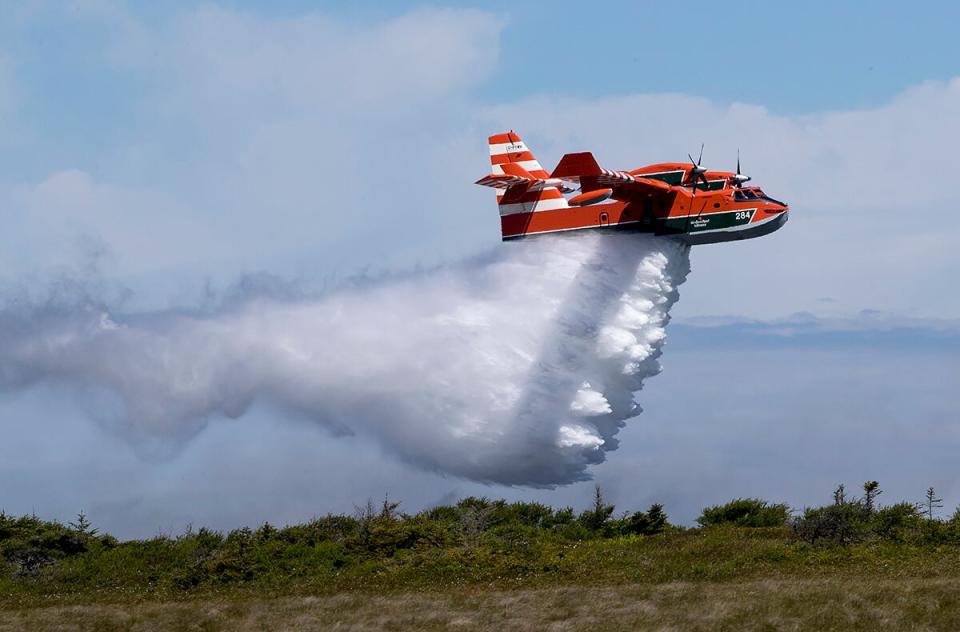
[{"left": 0, "top": 232, "right": 690, "bottom": 485}]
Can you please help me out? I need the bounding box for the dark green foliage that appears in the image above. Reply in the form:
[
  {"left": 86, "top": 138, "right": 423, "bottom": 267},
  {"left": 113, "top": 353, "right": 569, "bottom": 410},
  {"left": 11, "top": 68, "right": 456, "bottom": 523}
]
[
  {"left": 697, "top": 499, "right": 791, "bottom": 528},
  {"left": 833, "top": 484, "right": 846, "bottom": 505},
  {"left": 9, "top": 485, "right": 960, "bottom": 602},
  {"left": 872, "top": 503, "right": 923, "bottom": 540},
  {"left": 951, "top": 506, "right": 960, "bottom": 523},
  {"left": 863, "top": 481, "right": 882, "bottom": 512},
  {"left": 922, "top": 487, "right": 944, "bottom": 520},
  {"left": 793, "top": 502, "right": 871, "bottom": 545},
  {"left": 792, "top": 482, "right": 960, "bottom": 546},
  {"left": 578, "top": 486, "right": 616, "bottom": 534},
  {"left": 620, "top": 504, "right": 669, "bottom": 536},
  {"left": 68, "top": 511, "right": 97, "bottom": 537},
  {"left": 0, "top": 511, "right": 112, "bottom": 578},
  {"left": 0, "top": 494, "right": 658, "bottom": 595}
]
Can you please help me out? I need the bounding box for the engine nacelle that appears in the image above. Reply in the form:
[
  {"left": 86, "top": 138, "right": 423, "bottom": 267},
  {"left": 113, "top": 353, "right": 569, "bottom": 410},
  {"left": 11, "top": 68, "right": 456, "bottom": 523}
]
[{"left": 569, "top": 188, "right": 613, "bottom": 206}]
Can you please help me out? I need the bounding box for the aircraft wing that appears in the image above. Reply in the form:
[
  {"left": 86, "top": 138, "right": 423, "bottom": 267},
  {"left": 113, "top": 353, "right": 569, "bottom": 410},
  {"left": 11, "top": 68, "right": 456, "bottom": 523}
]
[{"left": 551, "top": 152, "right": 672, "bottom": 200}]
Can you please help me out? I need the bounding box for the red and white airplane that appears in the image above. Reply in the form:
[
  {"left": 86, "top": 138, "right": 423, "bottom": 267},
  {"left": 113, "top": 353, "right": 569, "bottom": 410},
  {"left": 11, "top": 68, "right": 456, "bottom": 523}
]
[{"left": 476, "top": 131, "right": 789, "bottom": 244}]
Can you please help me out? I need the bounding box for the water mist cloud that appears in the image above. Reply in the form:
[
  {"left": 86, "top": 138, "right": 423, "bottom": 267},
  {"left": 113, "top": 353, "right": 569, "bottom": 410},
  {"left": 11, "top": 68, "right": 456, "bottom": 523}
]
[{"left": 0, "top": 233, "right": 689, "bottom": 486}]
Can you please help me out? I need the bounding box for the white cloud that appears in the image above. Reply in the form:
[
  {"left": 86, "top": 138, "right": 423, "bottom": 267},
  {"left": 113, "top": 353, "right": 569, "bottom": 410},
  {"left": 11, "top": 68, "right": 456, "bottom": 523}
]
[
  {"left": 0, "top": 169, "right": 228, "bottom": 276},
  {"left": 0, "top": 6, "right": 505, "bottom": 287},
  {"left": 113, "top": 6, "right": 502, "bottom": 116}
]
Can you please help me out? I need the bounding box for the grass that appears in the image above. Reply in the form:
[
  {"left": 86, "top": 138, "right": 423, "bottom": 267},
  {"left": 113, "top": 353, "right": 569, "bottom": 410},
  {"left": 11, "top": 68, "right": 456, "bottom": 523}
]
[
  {"left": 5, "top": 576, "right": 960, "bottom": 630},
  {"left": 4, "top": 495, "right": 960, "bottom": 629}
]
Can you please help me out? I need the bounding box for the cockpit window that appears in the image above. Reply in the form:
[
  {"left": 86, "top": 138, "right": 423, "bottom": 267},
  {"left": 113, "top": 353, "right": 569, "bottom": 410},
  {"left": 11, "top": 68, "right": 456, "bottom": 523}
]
[{"left": 734, "top": 187, "right": 786, "bottom": 207}]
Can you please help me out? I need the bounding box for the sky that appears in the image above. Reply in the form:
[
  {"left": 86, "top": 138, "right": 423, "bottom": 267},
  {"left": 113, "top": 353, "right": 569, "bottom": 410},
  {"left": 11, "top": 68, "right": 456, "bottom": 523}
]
[{"left": 0, "top": 0, "right": 958, "bottom": 537}]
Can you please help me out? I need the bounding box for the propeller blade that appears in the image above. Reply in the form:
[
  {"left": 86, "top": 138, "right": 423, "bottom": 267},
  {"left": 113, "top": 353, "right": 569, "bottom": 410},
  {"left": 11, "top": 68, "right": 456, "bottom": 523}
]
[
  {"left": 688, "top": 153, "right": 697, "bottom": 167},
  {"left": 697, "top": 143, "right": 704, "bottom": 165},
  {"left": 737, "top": 149, "right": 741, "bottom": 175}
]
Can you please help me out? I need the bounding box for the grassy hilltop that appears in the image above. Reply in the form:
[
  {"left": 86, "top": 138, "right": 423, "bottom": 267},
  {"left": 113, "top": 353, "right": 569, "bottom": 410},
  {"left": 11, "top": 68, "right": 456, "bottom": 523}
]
[{"left": 4, "top": 484, "right": 960, "bottom": 630}]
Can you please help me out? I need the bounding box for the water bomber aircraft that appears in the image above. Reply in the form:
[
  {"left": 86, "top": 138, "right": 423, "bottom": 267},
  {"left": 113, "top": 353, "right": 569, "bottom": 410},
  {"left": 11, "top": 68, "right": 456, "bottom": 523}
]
[{"left": 476, "top": 131, "right": 789, "bottom": 244}]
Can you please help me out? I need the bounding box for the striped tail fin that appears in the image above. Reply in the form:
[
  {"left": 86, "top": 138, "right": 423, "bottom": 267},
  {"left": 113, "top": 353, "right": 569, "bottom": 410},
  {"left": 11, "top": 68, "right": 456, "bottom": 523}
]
[{"left": 485, "top": 131, "right": 568, "bottom": 239}]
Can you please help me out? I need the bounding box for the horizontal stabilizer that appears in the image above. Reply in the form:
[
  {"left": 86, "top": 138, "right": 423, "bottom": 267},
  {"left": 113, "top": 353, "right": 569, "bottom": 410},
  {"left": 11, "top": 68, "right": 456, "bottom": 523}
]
[
  {"left": 475, "top": 173, "right": 531, "bottom": 190},
  {"left": 476, "top": 169, "right": 569, "bottom": 192},
  {"left": 500, "top": 162, "right": 536, "bottom": 179}
]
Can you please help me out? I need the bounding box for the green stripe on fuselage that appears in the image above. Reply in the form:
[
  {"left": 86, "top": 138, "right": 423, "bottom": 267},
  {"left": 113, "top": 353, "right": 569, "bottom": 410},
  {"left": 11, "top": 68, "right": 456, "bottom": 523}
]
[
  {"left": 689, "top": 180, "right": 726, "bottom": 191},
  {"left": 639, "top": 170, "right": 724, "bottom": 190},
  {"left": 683, "top": 180, "right": 727, "bottom": 191},
  {"left": 638, "top": 170, "right": 685, "bottom": 185},
  {"left": 660, "top": 209, "right": 756, "bottom": 233}
]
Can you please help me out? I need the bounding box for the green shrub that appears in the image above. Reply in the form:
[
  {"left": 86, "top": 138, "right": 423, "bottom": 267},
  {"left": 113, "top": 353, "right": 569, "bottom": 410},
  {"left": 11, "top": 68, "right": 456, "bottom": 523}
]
[
  {"left": 697, "top": 499, "right": 790, "bottom": 528},
  {"left": 578, "top": 486, "right": 616, "bottom": 534},
  {"left": 792, "top": 502, "right": 870, "bottom": 544},
  {"left": 620, "top": 504, "right": 669, "bottom": 536},
  {"left": 871, "top": 502, "right": 922, "bottom": 540}
]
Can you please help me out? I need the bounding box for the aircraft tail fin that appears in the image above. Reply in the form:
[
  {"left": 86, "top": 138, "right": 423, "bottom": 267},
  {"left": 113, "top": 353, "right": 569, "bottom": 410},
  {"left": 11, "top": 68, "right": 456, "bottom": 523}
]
[
  {"left": 551, "top": 152, "right": 603, "bottom": 181},
  {"left": 477, "top": 131, "right": 568, "bottom": 240}
]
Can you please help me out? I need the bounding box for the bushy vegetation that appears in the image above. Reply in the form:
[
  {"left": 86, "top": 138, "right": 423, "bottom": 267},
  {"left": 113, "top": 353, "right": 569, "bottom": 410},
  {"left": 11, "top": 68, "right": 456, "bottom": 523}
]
[
  {"left": 3, "top": 481, "right": 960, "bottom": 606},
  {"left": 0, "top": 511, "right": 118, "bottom": 579},
  {"left": 792, "top": 482, "right": 960, "bottom": 545},
  {"left": 697, "top": 498, "right": 791, "bottom": 528},
  {"left": 0, "top": 489, "right": 671, "bottom": 600}
]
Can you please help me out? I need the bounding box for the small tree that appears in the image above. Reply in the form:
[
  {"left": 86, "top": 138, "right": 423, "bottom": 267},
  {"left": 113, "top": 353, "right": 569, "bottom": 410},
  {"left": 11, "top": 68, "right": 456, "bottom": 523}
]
[
  {"left": 863, "top": 481, "right": 882, "bottom": 513},
  {"left": 923, "top": 487, "right": 944, "bottom": 520},
  {"left": 623, "top": 504, "right": 669, "bottom": 536},
  {"left": 459, "top": 503, "right": 496, "bottom": 548},
  {"left": 833, "top": 484, "right": 846, "bottom": 505},
  {"left": 354, "top": 499, "right": 378, "bottom": 546},
  {"left": 69, "top": 511, "right": 98, "bottom": 536},
  {"left": 379, "top": 494, "right": 401, "bottom": 521},
  {"left": 579, "top": 485, "right": 615, "bottom": 532}
]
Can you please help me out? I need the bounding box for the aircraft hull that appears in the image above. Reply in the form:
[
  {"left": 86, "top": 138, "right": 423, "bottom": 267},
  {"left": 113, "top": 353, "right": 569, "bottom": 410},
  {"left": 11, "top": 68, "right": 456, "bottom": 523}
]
[
  {"left": 501, "top": 202, "right": 788, "bottom": 245},
  {"left": 679, "top": 210, "right": 788, "bottom": 245}
]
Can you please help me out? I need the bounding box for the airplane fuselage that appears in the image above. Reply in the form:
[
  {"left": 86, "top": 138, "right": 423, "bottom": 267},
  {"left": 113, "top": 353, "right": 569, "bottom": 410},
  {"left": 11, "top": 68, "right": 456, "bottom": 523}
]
[
  {"left": 502, "top": 162, "right": 789, "bottom": 243},
  {"left": 477, "top": 133, "right": 790, "bottom": 244}
]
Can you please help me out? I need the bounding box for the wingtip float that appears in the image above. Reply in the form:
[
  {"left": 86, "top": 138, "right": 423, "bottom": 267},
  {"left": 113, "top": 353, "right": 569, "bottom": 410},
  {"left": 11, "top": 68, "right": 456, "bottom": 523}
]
[{"left": 476, "top": 131, "right": 789, "bottom": 244}]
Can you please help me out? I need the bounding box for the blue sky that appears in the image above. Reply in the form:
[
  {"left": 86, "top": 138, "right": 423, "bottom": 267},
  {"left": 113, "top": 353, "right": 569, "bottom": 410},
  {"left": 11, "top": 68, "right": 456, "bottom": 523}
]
[
  {"left": 0, "top": 1, "right": 958, "bottom": 535},
  {"left": 6, "top": 0, "right": 960, "bottom": 180}
]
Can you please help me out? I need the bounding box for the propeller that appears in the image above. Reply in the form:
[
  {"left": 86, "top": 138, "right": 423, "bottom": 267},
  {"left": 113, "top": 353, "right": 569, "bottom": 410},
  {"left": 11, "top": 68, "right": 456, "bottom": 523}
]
[
  {"left": 686, "top": 143, "right": 709, "bottom": 194},
  {"left": 730, "top": 149, "right": 752, "bottom": 187}
]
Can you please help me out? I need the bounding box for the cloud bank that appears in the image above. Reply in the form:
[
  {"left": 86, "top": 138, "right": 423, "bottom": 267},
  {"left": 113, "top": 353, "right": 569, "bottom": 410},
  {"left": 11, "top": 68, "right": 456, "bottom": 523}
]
[{"left": 0, "top": 233, "right": 689, "bottom": 485}]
